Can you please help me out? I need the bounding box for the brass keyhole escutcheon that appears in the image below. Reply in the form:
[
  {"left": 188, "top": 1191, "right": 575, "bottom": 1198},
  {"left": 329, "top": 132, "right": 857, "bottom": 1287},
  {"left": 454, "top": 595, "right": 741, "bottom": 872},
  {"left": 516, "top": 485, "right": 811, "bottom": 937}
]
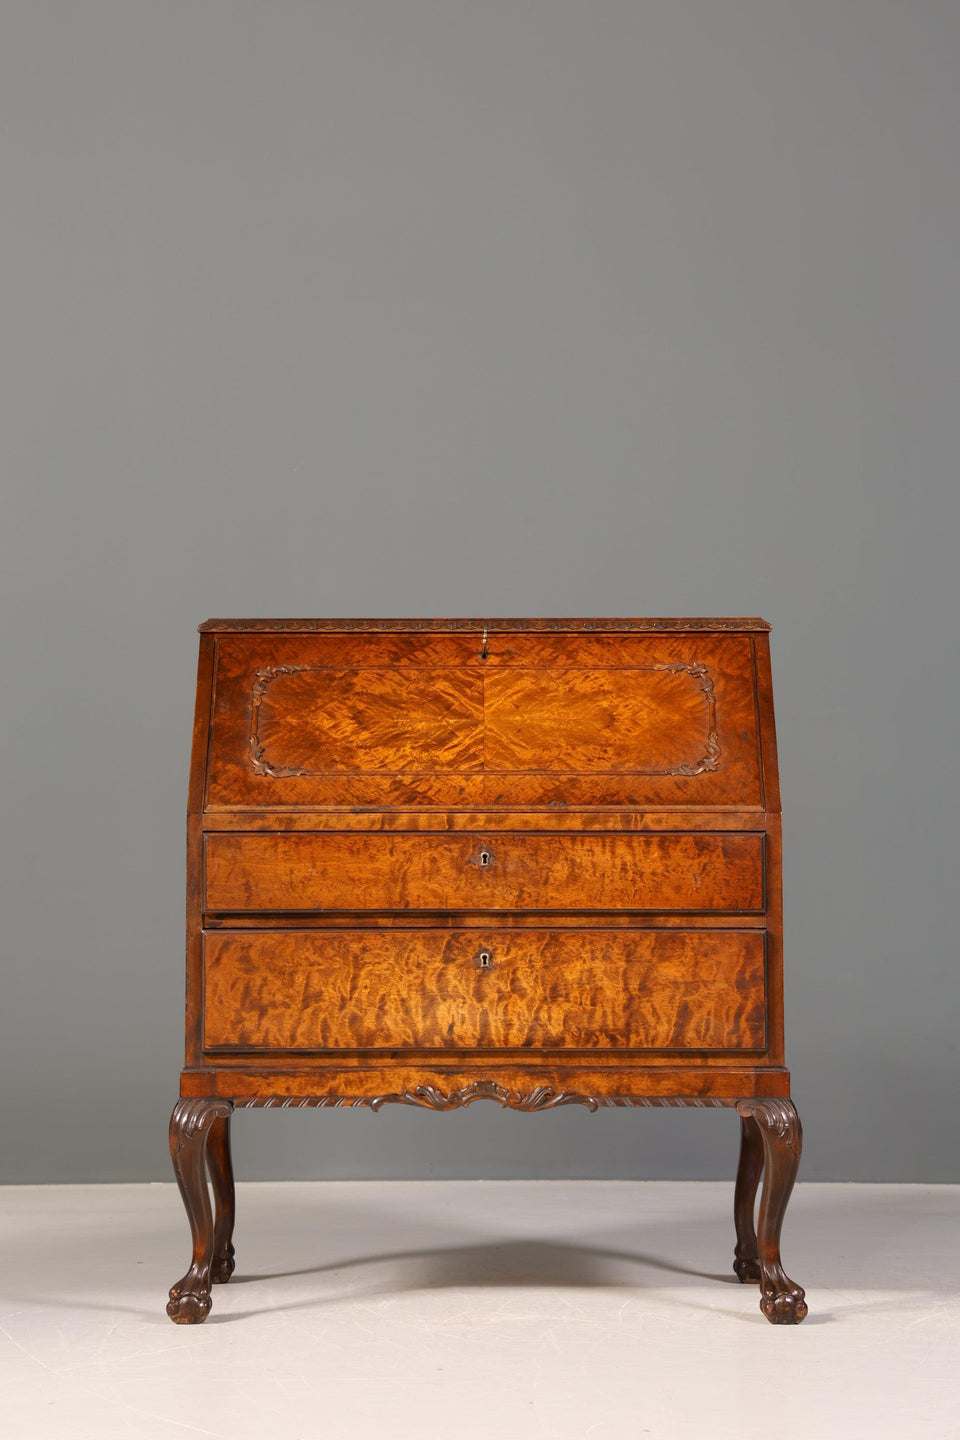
[
  {"left": 479, "top": 850, "right": 491, "bottom": 867},
  {"left": 469, "top": 845, "right": 495, "bottom": 869},
  {"left": 474, "top": 949, "right": 493, "bottom": 971}
]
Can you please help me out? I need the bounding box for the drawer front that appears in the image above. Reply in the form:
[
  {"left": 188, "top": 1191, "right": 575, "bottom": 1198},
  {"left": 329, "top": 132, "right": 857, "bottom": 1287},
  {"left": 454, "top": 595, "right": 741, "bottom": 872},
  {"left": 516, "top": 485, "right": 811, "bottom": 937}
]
[
  {"left": 204, "top": 831, "right": 764, "bottom": 914},
  {"left": 202, "top": 929, "right": 767, "bottom": 1052}
]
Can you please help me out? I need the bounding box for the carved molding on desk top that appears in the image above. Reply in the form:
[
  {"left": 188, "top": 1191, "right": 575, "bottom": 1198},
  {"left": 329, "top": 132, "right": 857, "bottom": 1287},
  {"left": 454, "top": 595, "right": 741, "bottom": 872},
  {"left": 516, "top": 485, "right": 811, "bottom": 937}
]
[{"left": 202, "top": 617, "right": 771, "bottom": 633}]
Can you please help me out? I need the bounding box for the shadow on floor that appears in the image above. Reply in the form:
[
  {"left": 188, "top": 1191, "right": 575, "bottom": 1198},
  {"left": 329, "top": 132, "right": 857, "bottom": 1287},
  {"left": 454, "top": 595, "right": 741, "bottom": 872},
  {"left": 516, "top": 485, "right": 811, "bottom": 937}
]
[
  {"left": 7, "top": 1182, "right": 956, "bottom": 1325},
  {"left": 230, "top": 1235, "right": 733, "bottom": 1288}
]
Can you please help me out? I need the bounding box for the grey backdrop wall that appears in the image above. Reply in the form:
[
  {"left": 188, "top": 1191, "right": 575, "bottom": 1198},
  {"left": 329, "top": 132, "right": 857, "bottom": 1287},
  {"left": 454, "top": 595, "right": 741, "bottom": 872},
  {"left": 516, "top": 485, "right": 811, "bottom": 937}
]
[{"left": 2, "top": 1, "right": 958, "bottom": 1182}]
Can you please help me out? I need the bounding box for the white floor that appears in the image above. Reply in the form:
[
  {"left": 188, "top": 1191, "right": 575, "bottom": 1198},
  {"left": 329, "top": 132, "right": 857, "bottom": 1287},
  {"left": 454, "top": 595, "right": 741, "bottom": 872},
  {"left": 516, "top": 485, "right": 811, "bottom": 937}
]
[{"left": 0, "top": 1181, "right": 957, "bottom": 1440}]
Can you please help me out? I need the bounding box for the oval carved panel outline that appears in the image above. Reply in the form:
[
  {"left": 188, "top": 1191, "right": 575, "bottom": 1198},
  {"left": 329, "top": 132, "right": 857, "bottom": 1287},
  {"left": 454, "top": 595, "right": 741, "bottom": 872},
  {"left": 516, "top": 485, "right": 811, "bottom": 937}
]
[{"left": 248, "top": 661, "right": 721, "bottom": 780}]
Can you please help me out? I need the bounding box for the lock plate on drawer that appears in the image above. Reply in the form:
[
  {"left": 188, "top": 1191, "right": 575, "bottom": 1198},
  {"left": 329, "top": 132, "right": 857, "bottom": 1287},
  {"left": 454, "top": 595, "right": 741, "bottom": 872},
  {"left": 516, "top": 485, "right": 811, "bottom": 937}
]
[
  {"left": 472, "top": 947, "right": 494, "bottom": 971},
  {"left": 467, "top": 845, "right": 495, "bottom": 870}
]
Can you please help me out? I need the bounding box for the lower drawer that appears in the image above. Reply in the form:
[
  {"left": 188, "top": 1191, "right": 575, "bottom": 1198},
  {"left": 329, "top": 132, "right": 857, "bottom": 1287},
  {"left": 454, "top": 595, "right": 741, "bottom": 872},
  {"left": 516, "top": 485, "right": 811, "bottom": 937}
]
[{"left": 202, "top": 929, "right": 766, "bottom": 1053}]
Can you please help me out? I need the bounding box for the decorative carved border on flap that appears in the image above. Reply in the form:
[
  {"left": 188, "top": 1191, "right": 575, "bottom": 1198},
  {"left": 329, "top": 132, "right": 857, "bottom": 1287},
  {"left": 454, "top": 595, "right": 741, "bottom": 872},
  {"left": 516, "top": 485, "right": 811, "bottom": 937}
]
[
  {"left": 231, "top": 1089, "right": 734, "bottom": 1112},
  {"left": 249, "top": 666, "right": 311, "bottom": 777},
  {"left": 248, "top": 661, "right": 721, "bottom": 779},
  {"left": 663, "top": 661, "right": 721, "bottom": 776}
]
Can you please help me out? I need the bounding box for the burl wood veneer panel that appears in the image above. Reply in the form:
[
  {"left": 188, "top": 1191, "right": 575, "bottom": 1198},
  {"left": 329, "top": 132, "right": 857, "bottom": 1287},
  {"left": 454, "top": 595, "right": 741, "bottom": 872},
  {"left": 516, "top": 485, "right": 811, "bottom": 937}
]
[
  {"left": 252, "top": 666, "right": 484, "bottom": 774},
  {"left": 204, "top": 631, "right": 763, "bottom": 809},
  {"left": 203, "top": 831, "right": 765, "bottom": 914},
  {"left": 202, "top": 929, "right": 767, "bottom": 1053}
]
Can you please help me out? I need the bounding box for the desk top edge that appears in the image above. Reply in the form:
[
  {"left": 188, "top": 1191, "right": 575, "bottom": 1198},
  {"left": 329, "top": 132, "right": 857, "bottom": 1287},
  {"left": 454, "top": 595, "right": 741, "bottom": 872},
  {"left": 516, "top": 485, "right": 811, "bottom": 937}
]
[{"left": 199, "top": 617, "right": 772, "bottom": 634}]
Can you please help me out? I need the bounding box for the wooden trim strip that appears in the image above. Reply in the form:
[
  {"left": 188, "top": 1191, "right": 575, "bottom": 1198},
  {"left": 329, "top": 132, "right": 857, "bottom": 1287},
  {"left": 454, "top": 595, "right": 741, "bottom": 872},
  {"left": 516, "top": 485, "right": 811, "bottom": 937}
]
[
  {"left": 179, "top": 1064, "right": 791, "bottom": 1101},
  {"left": 199, "top": 616, "right": 771, "bottom": 634},
  {"left": 198, "top": 809, "right": 769, "bottom": 830}
]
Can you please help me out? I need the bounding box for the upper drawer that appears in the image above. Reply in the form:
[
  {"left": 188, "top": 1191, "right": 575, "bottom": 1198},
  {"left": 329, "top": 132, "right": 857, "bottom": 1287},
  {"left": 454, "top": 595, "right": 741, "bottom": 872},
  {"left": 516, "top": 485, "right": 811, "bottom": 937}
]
[
  {"left": 203, "top": 630, "right": 764, "bottom": 809},
  {"left": 203, "top": 831, "right": 764, "bottom": 914}
]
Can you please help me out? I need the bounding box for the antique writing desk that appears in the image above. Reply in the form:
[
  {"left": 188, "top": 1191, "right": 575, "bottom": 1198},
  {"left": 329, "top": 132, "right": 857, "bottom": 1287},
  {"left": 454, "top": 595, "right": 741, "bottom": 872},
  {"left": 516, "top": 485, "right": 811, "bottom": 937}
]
[{"left": 168, "top": 618, "right": 806, "bottom": 1324}]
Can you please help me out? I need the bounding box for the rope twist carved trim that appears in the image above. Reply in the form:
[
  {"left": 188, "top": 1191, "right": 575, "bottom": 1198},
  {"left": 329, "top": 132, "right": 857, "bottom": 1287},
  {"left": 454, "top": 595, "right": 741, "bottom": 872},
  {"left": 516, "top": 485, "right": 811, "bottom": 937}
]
[{"left": 230, "top": 1087, "right": 735, "bottom": 1113}]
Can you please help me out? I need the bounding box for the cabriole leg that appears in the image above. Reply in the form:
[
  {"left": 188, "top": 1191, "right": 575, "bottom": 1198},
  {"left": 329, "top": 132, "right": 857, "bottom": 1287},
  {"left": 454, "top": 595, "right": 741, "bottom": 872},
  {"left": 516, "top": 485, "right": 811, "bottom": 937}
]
[
  {"left": 167, "top": 1098, "right": 233, "bottom": 1324},
  {"left": 733, "top": 1110, "right": 764, "bottom": 1283},
  {"left": 206, "top": 1111, "right": 236, "bottom": 1284},
  {"left": 735, "top": 1098, "right": 807, "bottom": 1324}
]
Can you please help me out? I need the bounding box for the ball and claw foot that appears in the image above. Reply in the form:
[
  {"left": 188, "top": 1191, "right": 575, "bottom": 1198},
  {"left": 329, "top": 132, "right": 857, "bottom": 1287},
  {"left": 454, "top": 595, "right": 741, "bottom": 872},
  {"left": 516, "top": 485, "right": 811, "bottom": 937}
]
[
  {"left": 166, "top": 1276, "right": 212, "bottom": 1325},
  {"left": 733, "top": 1253, "right": 762, "bottom": 1284},
  {"left": 211, "top": 1247, "right": 235, "bottom": 1284},
  {"left": 761, "top": 1269, "right": 808, "bottom": 1325}
]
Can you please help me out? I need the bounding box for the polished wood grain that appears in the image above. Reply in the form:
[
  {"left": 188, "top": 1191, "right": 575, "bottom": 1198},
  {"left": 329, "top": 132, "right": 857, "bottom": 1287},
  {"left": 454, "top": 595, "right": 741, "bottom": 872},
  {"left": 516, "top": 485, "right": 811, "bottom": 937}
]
[
  {"left": 202, "top": 928, "right": 767, "bottom": 1053},
  {"left": 206, "top": 911, "right": 766, "bottom": 932},
  {"left": 250, "top": 662, "right": 722, "bottom": 780},
  {"left": 483, "top": 666, "right": 717, "bottom": 774},
  {"left": 180, "top": 1062, "right": 791, "bottom": 1101},
  {"left": 253, "top": 666, "right": 483, "bottom": 777},
  {"left": 205, "top": 631, "right": 762, "bottom": 809},
  {"left": 198, "top": 809, "right": 766, "bottom": 834},
  {"left": 203, "top": 830, "right": 764, "bottom": 914},
  {"left": 171, "top": 616, "right": 802, "bottom": 1326}
]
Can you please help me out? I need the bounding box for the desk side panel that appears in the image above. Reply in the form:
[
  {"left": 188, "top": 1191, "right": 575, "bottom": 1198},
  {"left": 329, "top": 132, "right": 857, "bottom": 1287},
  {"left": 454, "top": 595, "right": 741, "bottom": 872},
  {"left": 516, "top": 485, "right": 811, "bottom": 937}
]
[{"left": 185, "top": 635, "right": 216, "bottom": 1064}]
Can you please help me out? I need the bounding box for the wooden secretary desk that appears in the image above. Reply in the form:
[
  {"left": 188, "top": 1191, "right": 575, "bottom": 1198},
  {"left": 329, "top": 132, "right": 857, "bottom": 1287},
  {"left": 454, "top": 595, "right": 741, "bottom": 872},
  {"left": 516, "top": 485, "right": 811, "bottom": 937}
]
[{"left": 168, "top": 617, "right": 806, "bottom": 1325}]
